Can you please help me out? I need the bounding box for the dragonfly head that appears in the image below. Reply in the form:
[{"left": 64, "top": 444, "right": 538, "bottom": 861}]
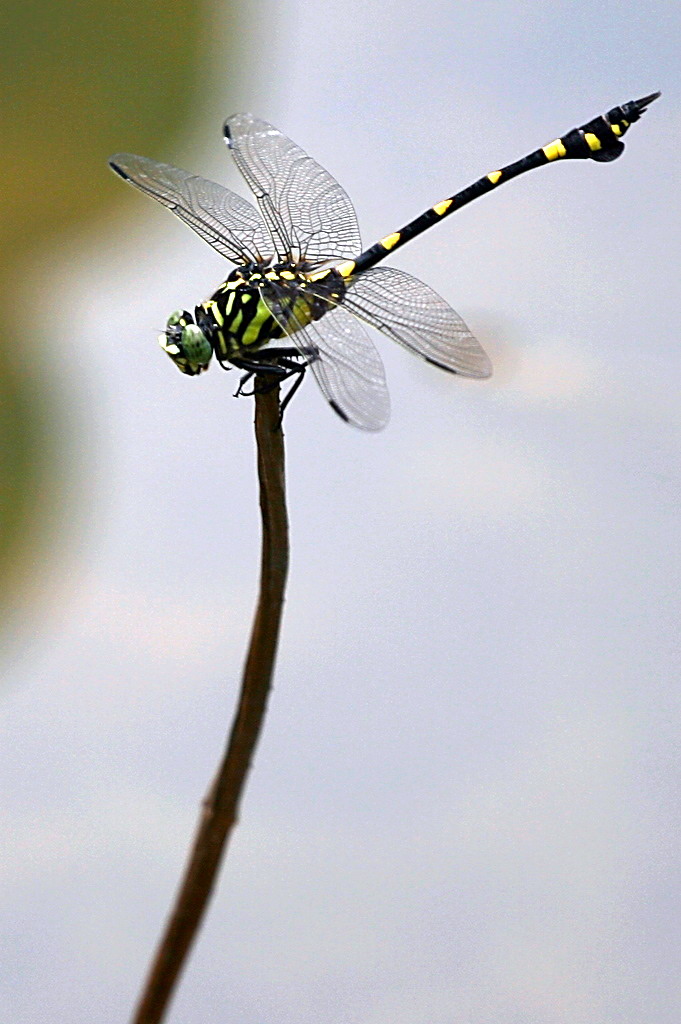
[{"left": 159, "top": 310, "right": 213, "bottom": 375}]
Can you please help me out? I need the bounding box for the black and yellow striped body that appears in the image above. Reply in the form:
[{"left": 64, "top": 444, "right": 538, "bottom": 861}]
[
  {"left": 112, "top": 92, "right": 658, "bottom": 424},
  {"left": 196, "top": 262, "right": 347, "bottom": 361},
  {"left": 332, "top": 92, "right": 660, "bottom": 280}
]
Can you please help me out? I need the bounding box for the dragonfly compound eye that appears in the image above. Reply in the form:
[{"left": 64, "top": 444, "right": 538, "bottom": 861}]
[{"left": 159, "top": 311, "right": 213, "bottom": 375}]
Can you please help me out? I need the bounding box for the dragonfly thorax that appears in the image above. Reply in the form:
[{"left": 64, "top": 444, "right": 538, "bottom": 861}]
[
  {"left": 195, "top": 262, "right": 345, "bottom": 366},
  {"left": 158, "top": 263, "right": 346, "bottom": 376}
]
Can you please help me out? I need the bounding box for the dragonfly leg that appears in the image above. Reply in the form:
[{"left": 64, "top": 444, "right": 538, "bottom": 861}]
[
  {"left": 231, "top": 356, "right": 290, "bottom": 397},
  {"left": 227, "top": 348, "right": 314, "bottom": 423},
  {"left": 231, "top": 354, "right": 307, "bottom": 419},
  {"left": 234, "top": 369, "right": 255, "bottom": 398},
  {"left": 275, "top": 365, "right": 307, "bottom": 430}
]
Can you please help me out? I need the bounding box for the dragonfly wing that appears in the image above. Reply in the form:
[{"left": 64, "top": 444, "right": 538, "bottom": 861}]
[
  {"left": 224, "top": 114, "right": 362, "bottom": 266},
  {"left": 261, "top": 283, "right": 389, "bottom": 431},
  {"left": 342, "top": 266, "right": 492, "bottom": 378},
  {"left": 109, "top": 153, "right": 270, "bottom": 264}
]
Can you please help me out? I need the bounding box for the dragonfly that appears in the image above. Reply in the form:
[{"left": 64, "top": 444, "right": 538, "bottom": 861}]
[{"left": 110, "top": 92, "right": 659, "bottom": 430}]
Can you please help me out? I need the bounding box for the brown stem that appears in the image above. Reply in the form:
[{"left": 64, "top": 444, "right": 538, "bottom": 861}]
[{"left": 131, "top": 383, "right": 289, "bottom": 1024}]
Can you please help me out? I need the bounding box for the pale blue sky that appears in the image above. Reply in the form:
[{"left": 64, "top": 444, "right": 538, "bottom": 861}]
[{"left": 2, "top": 3, "right": 679, "bottom": 1022}]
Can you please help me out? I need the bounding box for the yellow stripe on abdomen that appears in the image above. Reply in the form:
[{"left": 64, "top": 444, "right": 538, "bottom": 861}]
[
  {"left": 334, "top": 260, "right": 356, "bottom": 279},
  {"left": 584, "top": 132, "right": 602, "bottom": 152},
  {"left": 542, "top": 138, "right": 567, "bottom": 161},
  {"left": 379, "top": 232, "right": 401, "bottom": 250}
]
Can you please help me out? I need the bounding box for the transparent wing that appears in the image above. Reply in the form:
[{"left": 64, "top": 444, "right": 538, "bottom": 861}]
[
  {"left": 340, "top": 266, "right": 492, "bottom": 378},
  {"left": 109, "top": 153, "right": 271, "bottom": 264},
  {"left": 261, "top": 282, "right": 390, "bottom": 431},
  {"left": 224, "top": 114, "right": 361, "bottom": 266}
]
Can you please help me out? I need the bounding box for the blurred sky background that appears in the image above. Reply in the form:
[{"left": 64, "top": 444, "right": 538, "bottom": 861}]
[{"left": 2, "top": 2, "right": 679, "bottom": 1023}]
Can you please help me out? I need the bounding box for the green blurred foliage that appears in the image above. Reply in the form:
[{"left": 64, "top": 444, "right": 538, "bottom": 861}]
[
  {"left": 0, "top": 0, "right": 219, "bottom": 256},
  {"left": 0, "top": 0, "right": 242, "bottom": 635}
]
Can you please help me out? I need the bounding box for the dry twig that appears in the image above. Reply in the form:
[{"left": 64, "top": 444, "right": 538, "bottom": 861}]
[{"left": 131, "top": 383, "right": 289, "bottom": 1024}]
